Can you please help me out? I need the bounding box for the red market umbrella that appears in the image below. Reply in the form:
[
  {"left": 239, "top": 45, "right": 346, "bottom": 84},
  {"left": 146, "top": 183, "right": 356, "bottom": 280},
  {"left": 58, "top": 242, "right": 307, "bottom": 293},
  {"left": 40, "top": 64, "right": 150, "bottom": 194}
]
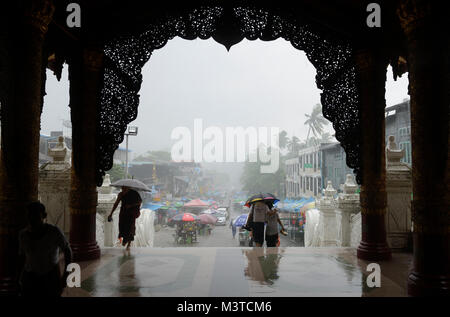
[
  {"left": 199, "top": 213, "right": 217, "bottom": 225},
  {"left": 171, "top": 213, "right": 199, "bottom": 222}
]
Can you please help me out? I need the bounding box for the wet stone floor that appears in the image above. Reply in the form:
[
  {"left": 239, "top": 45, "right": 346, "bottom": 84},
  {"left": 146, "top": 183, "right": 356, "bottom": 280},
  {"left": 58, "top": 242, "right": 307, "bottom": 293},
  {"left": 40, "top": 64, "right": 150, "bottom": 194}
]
[{"left": 63, "top": 247, "right": 411, "bottom": 297}]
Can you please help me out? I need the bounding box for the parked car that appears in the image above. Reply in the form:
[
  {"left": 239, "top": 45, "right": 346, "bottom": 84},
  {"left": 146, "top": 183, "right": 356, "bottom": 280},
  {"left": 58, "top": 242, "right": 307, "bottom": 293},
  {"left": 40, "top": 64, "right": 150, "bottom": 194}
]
[
  {"left": 217, "top": 207, "right": 229, "bottom": 220},
  {"left": 216, "top": 214, "right": 227, "bottom": 225}
]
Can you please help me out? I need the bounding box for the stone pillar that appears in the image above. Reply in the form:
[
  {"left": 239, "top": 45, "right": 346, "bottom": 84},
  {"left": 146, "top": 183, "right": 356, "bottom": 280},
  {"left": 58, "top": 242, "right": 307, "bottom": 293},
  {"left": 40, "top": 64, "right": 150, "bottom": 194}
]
[
  {"left": 385, "top": 135, "right": 412, "bottom": 251},
  {"left": 354, "top": 48, "right": 391, "bottom": 261},
  {"left": 68, "top": 47, "right": 103, "bottom": 261},
  {"left": 317, "top": 181, "right": 338, "bottom": 247},
  {"left": 39, "top": 136, "right": 71, "bottom": 237},
  {"left": 0, "top": 0, "right": 54, "bottom": 294},
  {"left": 337, "top": 174, "right": 360, "bottom": 247},
  {"left": 96, "top": 174, "right": 119, "bottom": 247},
  {"left": 398, "top": 0, "right": 450, "bottom": 296}
]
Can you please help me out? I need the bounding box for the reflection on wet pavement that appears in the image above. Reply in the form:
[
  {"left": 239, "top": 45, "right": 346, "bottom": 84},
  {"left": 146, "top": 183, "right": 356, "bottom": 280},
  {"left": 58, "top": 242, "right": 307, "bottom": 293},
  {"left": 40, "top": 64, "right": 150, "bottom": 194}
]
[{"left": 64, "top": 247, "right": 411, "bottom": 297}]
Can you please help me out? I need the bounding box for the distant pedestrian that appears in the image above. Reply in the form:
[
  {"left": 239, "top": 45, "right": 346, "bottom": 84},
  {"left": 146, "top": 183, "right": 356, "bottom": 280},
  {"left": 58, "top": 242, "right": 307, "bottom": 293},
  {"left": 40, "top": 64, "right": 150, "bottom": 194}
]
[
  {"left": 19, "top": 201, "right": 72, "bottom": 297},
  {"left": 108, "top": 186, "right": 142, "bottom": 250},
  {"left": 230, "top": 218, "right": 236, "bottom": 238},
  {"left": 265, "top": 208, "right": 286, "bottom": 247}
]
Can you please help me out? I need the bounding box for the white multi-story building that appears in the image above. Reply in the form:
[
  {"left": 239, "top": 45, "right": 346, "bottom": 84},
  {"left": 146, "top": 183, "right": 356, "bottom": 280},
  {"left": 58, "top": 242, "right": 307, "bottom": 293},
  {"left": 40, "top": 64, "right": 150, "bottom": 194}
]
[
  {"left": 285, "top": 144, "right": 323, "bottom": 198},
  {"left": 298, "top": 144, "right": 323, "bottom": 197},
  {"left": 113, "top": 147, "right": 132, "bottom": 165},
  {"left": 285, "top": 156, "right": 300, "bottom": 198}
]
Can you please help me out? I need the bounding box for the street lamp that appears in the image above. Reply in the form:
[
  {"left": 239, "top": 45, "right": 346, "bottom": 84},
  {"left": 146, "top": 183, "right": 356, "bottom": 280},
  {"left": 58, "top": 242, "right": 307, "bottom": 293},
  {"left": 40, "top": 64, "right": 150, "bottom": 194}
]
[{"left": 125, "top": 126, "right": 138, "bottom": 179}]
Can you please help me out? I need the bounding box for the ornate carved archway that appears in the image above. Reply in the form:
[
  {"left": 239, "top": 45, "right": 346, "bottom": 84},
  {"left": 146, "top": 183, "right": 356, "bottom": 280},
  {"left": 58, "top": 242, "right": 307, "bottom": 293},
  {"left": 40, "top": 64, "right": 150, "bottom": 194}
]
[{"left": 96, "top": 5, "right": 361, "bottom": 187}]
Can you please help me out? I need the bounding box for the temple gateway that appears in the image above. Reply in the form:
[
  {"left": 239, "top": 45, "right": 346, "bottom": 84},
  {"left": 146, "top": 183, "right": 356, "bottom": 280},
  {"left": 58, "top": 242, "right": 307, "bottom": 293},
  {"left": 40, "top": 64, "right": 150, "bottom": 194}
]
[{"left": 0, "top": 0, "right": 448, "bottom": 296}]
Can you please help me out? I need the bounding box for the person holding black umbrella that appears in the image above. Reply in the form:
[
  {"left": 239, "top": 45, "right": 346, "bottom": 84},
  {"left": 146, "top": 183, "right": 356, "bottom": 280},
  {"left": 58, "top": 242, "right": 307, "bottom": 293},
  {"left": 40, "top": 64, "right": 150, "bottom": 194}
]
[
  {"left": 108, "top": 186, "right": 142, "bottom": 250},
  {"left": 244, "top": 201, "right": 269, "bottom": 247}
]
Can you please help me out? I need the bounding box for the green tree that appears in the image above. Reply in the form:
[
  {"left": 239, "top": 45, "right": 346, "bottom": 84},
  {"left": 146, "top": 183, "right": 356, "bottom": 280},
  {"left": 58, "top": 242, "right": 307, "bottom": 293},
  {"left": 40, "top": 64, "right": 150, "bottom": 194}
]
[
  {"left": 240, "top": 147, "right": 285, "bottom": 196},
  {"left": 286, "top": 136, "right": 307, "bottom": 158},
  {"left": 279, "top": 130, "right": 289, "bottom": 150},
  {"left": 307, "top": 132, "right": 334, "bottom": 147},
  {"left": 106, "top": 163, "right": 125, "bottom": 182},
  {"left": 304, "top": 103, "right": 329, "bottom": 143},
  {"left": 134, "top": 150, "right": 171, "bottom": 162},
  {"left": 320, "top": 132, "right": 333, "bottom": 143}
]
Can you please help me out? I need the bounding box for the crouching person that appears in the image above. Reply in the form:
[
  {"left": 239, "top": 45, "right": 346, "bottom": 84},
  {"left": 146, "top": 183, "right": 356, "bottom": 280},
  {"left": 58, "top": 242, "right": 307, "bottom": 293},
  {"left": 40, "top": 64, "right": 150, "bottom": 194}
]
[{"left": 19, "top": 201, "right": 72, "bottom": 296}]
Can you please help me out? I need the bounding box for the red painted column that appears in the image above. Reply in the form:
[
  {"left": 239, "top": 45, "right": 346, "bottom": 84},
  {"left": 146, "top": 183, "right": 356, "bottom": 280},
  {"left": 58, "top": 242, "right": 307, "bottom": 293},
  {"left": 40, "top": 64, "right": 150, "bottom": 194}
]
[
  {"left": 354, "top": 49, "right": 392, "bottom": 261},
  {"left": 398, "top": 0, "right": 450, "bottom": 296},
  {"left": 68, "top": 47, "right": 102, "bottom": 262},
  {"left": 0, "top": 0, "right": 54, "bottom": 295}
]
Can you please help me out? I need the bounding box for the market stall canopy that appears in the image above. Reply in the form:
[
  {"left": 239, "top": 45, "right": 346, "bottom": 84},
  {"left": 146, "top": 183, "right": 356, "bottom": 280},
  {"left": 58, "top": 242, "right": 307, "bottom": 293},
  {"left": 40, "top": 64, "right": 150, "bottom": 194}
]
[
  {"left": 184, "top": 199, "right": 209, "bottom": 207},
  {"left": 142, "top": 203, "right": 164, "bottom": 211}
]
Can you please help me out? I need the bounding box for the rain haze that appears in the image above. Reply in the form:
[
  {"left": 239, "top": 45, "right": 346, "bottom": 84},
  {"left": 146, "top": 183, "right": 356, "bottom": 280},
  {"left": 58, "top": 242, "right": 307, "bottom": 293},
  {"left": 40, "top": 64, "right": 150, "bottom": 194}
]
[{"left": 42, "top": 37, "right": 409, "bottom": 163}]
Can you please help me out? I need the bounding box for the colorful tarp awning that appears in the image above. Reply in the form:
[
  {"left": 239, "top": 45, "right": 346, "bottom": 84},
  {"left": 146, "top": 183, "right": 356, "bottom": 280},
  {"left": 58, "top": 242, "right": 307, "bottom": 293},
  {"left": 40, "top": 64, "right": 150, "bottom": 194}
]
[{"left": 184, "top": 199, "right": 209, "bottom": 207}]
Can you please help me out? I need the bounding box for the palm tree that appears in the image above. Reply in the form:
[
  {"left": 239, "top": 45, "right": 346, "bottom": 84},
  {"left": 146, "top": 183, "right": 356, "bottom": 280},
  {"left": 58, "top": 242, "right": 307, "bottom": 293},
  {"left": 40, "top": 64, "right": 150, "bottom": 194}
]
[
  {"left": 288, "top": 136, "right": 301, "bottom": 153},
  {"left": 320, "top": 132, "right": 333, "bottom": 143},
  {"left": 304, "top": 103, "right": 329, "bottom": 143},
  {"left": 279, "top": 130, "right": 289, "bottom": 150}
]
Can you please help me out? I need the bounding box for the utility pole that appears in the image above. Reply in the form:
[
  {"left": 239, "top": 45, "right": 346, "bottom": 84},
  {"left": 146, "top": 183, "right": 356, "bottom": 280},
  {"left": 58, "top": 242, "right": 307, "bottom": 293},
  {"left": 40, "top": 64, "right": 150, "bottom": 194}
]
[{"left": 124, "top": 126, "right": 138, "bottom": 179}]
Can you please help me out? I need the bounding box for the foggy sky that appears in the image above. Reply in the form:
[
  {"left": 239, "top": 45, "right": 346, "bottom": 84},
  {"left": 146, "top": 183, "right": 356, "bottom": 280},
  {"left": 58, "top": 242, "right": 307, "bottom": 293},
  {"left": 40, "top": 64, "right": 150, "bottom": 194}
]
[{"left": 42, "top": 37, "right": 409, "bottom": 159}]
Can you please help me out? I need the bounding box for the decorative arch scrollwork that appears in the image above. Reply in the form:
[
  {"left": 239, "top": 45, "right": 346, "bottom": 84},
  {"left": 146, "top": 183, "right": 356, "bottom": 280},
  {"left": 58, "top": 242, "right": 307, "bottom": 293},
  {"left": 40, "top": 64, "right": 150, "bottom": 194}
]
[{"left": 98, "top": 6, "right": 361, "bottom": 186}]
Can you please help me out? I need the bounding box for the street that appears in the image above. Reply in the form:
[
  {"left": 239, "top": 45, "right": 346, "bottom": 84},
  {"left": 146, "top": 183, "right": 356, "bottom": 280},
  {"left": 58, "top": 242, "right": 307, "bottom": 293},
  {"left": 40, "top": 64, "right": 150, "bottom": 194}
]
[{"left": 153, "top": 207, "right": 299, "bottom": 248}]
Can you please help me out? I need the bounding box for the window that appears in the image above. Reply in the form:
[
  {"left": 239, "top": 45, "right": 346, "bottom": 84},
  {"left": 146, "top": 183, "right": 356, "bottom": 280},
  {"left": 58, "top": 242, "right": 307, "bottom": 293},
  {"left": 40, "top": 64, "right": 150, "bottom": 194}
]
[
  {"left": 399, "top": 141, "right": 412, "bottom": 164},
  {"left": 398, "top": 126, "right": 411, "bottom": 137},
  {"left": 335, "top": 168, "right": 341, "bottom": 179}
]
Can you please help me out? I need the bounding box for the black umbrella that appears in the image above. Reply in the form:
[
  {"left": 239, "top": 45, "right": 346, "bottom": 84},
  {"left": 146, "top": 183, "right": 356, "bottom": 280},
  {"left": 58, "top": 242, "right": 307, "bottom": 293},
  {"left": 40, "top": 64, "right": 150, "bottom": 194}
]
[{"left": 245, "top": 193, "right": 279, "bottom": 207}]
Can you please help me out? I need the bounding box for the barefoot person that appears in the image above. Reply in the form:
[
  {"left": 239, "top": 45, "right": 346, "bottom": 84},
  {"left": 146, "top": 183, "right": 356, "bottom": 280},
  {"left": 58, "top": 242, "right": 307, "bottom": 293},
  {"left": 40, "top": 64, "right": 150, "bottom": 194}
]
[{"left": 108, "top": 186, "right": 142, "bottom": 250}]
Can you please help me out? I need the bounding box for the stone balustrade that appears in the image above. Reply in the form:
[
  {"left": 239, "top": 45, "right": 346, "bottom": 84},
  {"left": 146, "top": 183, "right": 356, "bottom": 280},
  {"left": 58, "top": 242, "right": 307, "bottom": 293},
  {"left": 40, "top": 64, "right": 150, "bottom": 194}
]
[
  {"left": 38, "top": 136, "right": 71, "bottom": 237},
  {"left": 336, "top": 174, "right": 360, "bottom": 247},
  {"left": 96, "top": 174, "right": 119, "bottom": 247},
  {"left": 385, "top": 135, "right": 412, "bottom": 250},
  {"left": 317, "top": 181, "right": 338, "bottom": 247}
]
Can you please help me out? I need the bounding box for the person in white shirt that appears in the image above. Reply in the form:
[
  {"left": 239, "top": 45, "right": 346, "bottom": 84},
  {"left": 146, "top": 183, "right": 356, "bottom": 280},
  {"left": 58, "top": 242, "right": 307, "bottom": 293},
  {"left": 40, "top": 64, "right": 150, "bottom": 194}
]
[
  {"left": 18, "top": 201, "right": 72, "bottom": 296},
  {"left": 265, "top": 208, "right": 286, "bottom": 247}
]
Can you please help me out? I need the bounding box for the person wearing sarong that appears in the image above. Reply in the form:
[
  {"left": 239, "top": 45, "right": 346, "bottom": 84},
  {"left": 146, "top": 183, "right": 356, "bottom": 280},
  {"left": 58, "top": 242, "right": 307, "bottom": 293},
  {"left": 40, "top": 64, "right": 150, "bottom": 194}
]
[
  {"left": 108, "top": 187, "right": 142, "bottom": 250},
  {"left": 244, "top": 201, "right": 269, "bottom": 247}
]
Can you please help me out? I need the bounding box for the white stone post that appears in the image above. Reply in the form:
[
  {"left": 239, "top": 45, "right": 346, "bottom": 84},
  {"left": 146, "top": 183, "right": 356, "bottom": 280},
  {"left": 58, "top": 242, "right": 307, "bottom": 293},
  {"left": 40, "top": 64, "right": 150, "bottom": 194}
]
[
  {"left": 317, "top": 181, "right": 338, "bottom": 246},
  {"left": 39, "top": 136, "right": 71, "bottom": 237},
  {"left": 336, "top": 174, "right": 360, "bottom": 247},
  {"left": 97, "top": 174, "right": 119, "bottom": 247},
  {"left": 385, "top": 135, "right": 412, "bottom": 250}
]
